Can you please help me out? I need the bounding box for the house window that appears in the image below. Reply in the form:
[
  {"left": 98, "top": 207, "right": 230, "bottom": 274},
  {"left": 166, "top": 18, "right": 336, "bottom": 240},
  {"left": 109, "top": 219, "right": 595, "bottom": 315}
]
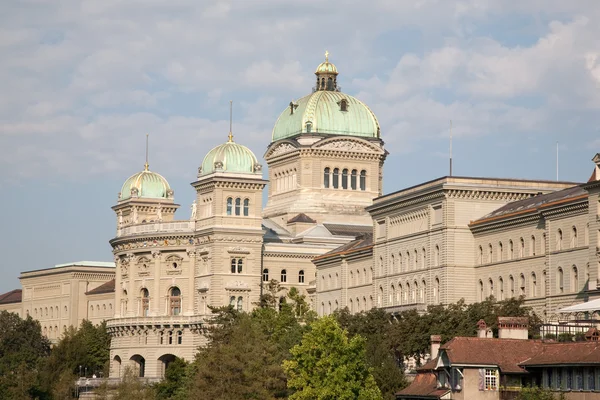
[
  {"left": 324, "top": 168, "right": 330, "bottom": 188},
  {"left": 572, "top": 266, "right": 578, "bottom": 292},
  {"left": 342, "top": 169, "right": 348, "bottom": 189},
  {"left": 177, "top": 331, "right": 183, "bottom": 345},
  {"left": 340, "top": 99, "right": 348, "bottom": 112},
  {"left": 298, "top": 270, "right": 305, "bottom": 283},
  {"left": 571, "top": 227, "right": 578, "bottom": 248},
  {"left": 478, "top": 246, "right": 483, "bottom": 265},
  {"left": 281, "top": 269, "right": 287, "bottom": 283},
  {"left": 243, "top": 199, "right": 249, "bottom": 216},
  {"left": 557, "top": 229, "right": 563, "bottom": 250},
  {"left": 488, "top": 244, "right": 493, "bottom": 263},
  {"left": 509, "top": 276, "right": 515, "bottom": 297},
  {"left": 169, "top": 287, "right": 181, "bottom": 316},
  {"left": 499, "top": 277, "right": 504, "bottom": 300},
  {"left": 531, "top": 236, "right": 536, "bottom": 256},
  {"left": 237, "top": 296, "right": 243, "bottom": 311},
  {"left": 531, "top": 273, "right": 537, "bottom": 297},
  {"left": 235, "top": 198, "right": 241, "bottom": 215},
  {"left": 478, "top": 280, "right": 484, "bottom": 301},
  {"left": 262, "top": 268, "right": 269, "bottom": 282},
  {"left": 558, "top": 268, "right": 564, "bottom": 293},
  {"left": 306, "top": 121, "right": 312, "bottom": 133},
  {"left": 230, "top": 296, "right": 235, "bottom": 307},
  {"left": 141, "top": 288, "right": 149, "bottom": 317},
  {"left": 519, "top": 238, "right": 525, "bottom": 258},
  {"left": 498, "top": 242, "right": 503, "bottom": 261},
  {"left": 360, "top": 170, "right": 366, "bottom": 191},
  {"left": 226, "top": 197, "right": 233, "bottom": 215},
  {"left": 509, "top": 240, "right": 514, "bottom": 260},
  {"left": 351, "top": 169, "right": 357, "bottom": 190},
  {"left": 488, "top": 279, "right": 494, "bottom": 297},
  {"left": 519, "top": 274, "right": 526, "bottom": 296},
  {"left": 485, "top": 369, "right": 498, "bottom": 390},
  {"left": 434, "top": 245, "right": 440, "bottom": 267},
  {"left": 333, "top": 168, "right": 339, "bottom": 188},
  {"left": 231, "top": 258, "right": 243, "bottom": 274}
]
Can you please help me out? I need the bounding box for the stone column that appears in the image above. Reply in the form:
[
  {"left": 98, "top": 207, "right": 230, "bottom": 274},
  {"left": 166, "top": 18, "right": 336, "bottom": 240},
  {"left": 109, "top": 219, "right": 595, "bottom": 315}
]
[
  {"left": 114, "top": 256, "right": 121, "bottom": 318},
  {"left": 127, "top": 254, "right": 135, "bottom": 317},
  {"left": 187, "top": 249, "right": 196, "bottom": 315},
  {"left": 152, "top": 250, "right": 161, "bottom": 316}
]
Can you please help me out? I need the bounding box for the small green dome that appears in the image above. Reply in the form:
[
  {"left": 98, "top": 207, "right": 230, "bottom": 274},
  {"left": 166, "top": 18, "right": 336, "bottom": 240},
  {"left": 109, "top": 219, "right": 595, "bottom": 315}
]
[
  {"left": 200, "top": 139, "right": 262, "bottom": 176},
  {"left": 271, "top": 90, "right": 380, "bottom": 142},
  {"left": 120, "top": 167, "right": 172, "bottom": 201}
]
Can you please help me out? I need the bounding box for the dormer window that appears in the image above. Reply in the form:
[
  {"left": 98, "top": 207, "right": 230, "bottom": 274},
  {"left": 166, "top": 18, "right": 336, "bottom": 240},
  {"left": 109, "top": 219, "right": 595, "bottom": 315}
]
[
  {"left": 339, "top": 99, "right": 348, "bottom": 112},
  {"left": 305, "top": 121, "right": 312, "bottom": 133},
  {"left": 289, "top": 101, "right": 298, "bottom": 115}
]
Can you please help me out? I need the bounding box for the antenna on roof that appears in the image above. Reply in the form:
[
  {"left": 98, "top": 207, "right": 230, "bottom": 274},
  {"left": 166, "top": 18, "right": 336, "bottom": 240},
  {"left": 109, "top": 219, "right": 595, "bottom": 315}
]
[
  {"left": 228, "top": 100, "right": 233, "bottom": 142},
  {"left": 556, "top": 141, "right": 559, "bottom": 181},
  {"left": 144, "top": 133, "right": 149, "bottom": 171},
  {"left": 449, "top": 120, "right": 453, "bottom": 177}
]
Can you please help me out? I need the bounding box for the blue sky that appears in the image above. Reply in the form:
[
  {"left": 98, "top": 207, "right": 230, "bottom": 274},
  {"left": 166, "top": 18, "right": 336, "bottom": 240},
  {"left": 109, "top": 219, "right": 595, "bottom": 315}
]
[{"left": 1, "top": 1, "right": 599, "bottom": 292}]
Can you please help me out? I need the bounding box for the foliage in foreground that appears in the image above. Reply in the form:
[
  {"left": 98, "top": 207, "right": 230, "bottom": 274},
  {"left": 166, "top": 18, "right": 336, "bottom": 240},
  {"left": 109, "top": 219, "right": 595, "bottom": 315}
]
[{"left": 516, "top": 386, "right": 567, "bottom": 400}]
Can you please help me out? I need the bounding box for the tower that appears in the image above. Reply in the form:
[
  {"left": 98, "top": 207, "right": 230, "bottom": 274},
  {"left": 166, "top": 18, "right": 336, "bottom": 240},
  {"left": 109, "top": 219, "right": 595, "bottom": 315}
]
[
  {"left": 191, "top": 120, "right": 268, "bottom": 313},
  {"left": 262, "top": 52, "right": 388, "bottom": 229}
]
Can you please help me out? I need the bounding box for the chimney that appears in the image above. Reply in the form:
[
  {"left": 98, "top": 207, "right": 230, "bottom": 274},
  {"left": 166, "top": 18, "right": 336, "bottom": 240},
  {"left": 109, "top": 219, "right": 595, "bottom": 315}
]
[
  {"left": 430, "top": 335, "right": 441, "bottom": 359},
  {"left": 498, "top": 317, "right": 529, "bottom": 340},
  {"left": 477, "top": 319, "right": 492, "bottom": 338}
]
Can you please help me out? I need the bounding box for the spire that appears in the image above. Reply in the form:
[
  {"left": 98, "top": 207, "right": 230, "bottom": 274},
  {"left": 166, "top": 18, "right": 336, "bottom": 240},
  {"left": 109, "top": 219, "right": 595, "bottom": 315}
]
[
  {"left": 144, "top": 133, "right": 149, "bottom": 171},
  {"left": 325, "top": 50, "right": 329, "bottom": 62},
  {"left": 228, "top": 100, "right": 234, "bottom": 142}
]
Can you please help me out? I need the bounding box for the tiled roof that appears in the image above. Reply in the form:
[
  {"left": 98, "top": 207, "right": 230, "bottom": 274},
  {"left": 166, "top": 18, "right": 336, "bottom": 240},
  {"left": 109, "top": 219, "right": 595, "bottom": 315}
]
[
  {"left": 396, "top": 372, "right": 450, "bottom": 399},
  {"left": 314, "top": 233, "right": 373, "bottom": 261},
  {"left": 0, "top": 289, "right": 22, "bottom": 304},
  {"left": 85, "top": 279, "right": 115, "bottom": 295},
  {"left": 471, "top": 185, "right": 586, "bottom": 226},
  {"left": 287, "top": 213, "right": 316, "bottom": 224},
  {"left": 322, "top": 223, "right": 372, "bottom": 236},
  {"left": 440, "top": 337, "right": 544, "bottom": 373},
  {"left": 520, "top": 342, "right": 600, "bottom": 366}
]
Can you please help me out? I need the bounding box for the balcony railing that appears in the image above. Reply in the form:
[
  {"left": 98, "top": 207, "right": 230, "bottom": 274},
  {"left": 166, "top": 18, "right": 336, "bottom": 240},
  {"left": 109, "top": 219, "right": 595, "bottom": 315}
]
[
  {"left": 382, "top": 302, "right": 428, "bottom": 313},
  {"left": 117, "top": 221, "right": 193, "bottom": 238}
]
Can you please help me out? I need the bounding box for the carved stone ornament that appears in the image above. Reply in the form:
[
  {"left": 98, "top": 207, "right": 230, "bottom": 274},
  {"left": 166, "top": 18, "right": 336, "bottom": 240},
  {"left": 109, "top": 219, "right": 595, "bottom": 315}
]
[
  {"left": 151, "top": 250, "right": 161, "bottom": 259},
  {"left": 214, "top": 161, "right": 223, "bottom": 170},
  {"left": 130, "top": 187, "right": 139, "bottom": 198},
  {"left": 166, "top": 189, "right": 174, "bottom": 199},
  {"left": 270, "top": 143, "right": 296, "bottom": 157},
  {"left": 227, "top": 246, "right": 250, "bottom": 254},
  {"left": 254, "top": 163, "right": 263, "bottom": 173},
  {"left": 318, "top": 140, "right": 373, "bottom": 153}
]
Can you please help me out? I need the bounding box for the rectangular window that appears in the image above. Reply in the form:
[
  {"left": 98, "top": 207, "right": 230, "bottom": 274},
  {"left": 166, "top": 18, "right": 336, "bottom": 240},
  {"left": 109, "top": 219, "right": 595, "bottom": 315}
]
[
  {"left": 575, "top": 368, "right": 583, "bottom": 390},
  {"left": 556, "top": 368, "right": 562, "bottom": 390},
  {"left": 566, "top": 368, "right": 572, "bottom": 390},
  {"left": 485, "top": 369, "right": 498, "bottom": 391},
  {"left": 548, "top": 368, "right": 554, "bottom": 389}
]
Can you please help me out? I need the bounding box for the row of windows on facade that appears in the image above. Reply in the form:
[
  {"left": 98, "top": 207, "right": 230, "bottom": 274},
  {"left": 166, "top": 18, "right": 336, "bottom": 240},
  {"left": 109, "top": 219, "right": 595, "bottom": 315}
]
[
  {"left": 262, "top": 269, "right": 305, "bottom": 283},
  {"left": 377, "top": 278, "right": 442, "bottom": 307},
  {"left": 478, "top": 226, "right": 589, "bottom": 265},
  {"left": 380, "top": 246, "right": 441, "bottom": 275},
  {"left": 89, "top": 303, "right": 113, "bottom": 317},
  {"left": 122, "top": 287, "right": 182, "bottom": 316},
  {"left": 348, "top": 267, "right": 374, "bottom": 287},
  {"left": 543, "top": 367, "right": 600, "bottom": 391},
  {"left": 323, "top": 168, "right": 367, "bottom": 190},
  {"left": 477, "top": 265, "right": 586, "bottom": 301},
  {"left": 226, "top": 197, "right": 250, "bottom": 216},
  {"left": 42, "top": 325, "right": 66, "bottom": 339},
  {"left": 273, "top": 170, "right": 297, "bottom": 193},
  {"left": 29, "top": 305, "right": 66, "bottom": 319}
]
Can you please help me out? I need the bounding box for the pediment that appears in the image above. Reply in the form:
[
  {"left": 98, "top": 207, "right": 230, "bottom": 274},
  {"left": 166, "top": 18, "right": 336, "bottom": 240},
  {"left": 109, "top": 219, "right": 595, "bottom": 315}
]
[
  {"left": 313, "top": 137, "right": 383, "bottom": 154},
  {"left": 264, "top": 141, "right": 299, "bottom": 159}
]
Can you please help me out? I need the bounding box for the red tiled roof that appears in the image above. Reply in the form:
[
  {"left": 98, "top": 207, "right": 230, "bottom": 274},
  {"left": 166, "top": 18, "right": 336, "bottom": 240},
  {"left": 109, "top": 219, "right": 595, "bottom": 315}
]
[
  {"left": 520, "top": 342, "right": 600, "bottom": 366},
  {"left": 396, "top": 372, "right": 450, "bottom": 399},
  {"left": 85, "top": 279, "right": 115, "bottom": 295},
  {"left": 440, "top": 337, "right": 544, "bottom": 373},
  {"left": 0, "top": 289, "right": 22, "bottom": 304}
]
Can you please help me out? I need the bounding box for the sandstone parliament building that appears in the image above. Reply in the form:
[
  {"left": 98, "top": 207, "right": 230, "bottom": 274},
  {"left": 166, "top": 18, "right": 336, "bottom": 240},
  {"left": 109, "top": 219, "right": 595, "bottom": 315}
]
[{"left": 1, "top": 55, "right": 600, "bottom": 380}]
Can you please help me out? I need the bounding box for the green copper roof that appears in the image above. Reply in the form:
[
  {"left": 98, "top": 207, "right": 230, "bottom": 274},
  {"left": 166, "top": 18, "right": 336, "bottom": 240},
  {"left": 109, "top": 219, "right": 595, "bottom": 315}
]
[
  {"left": 120, "top": 168, "right": 171, "bottom": 200},
  {"left": 200, "top": 140, "right": 261, "bottom": 176},
  {"left": 271, "top": 90, "right": 380, "bottom": 142}
]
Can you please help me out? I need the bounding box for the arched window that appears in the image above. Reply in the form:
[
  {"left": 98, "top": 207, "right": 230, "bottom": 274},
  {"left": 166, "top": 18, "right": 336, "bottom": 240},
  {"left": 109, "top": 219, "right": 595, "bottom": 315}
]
[
  {"left": 543, "top": 270, "right": 547, "bottom": 297},
  {"left": 519, "top": 238, "right": 525, "bottom": 258},
  {"left": 262, "top": 268, "right": 269, "bottom": 282},
  {"left": 434, "top": 278, "right": 440, "bottom": 304},
  {"left": 509, "top": 276, "right": 515, "bottom": 297},
  {"left": 421, "top": 280, "right": 426, "bottom": 303},
  {"left": 390, "top": 284, "right": 395, "bottom": 305},
  {"left": 349, "top": 270, "right": 354, "bottom": 286},
  {"left": 332, "top": 168, "right": 339, "bottom": 188},
  {"left": 509, "top": 240, "right": 514, "bottom": 260},
  {"left": 351, "top": 169, "right": 357, "bottom": 190},
  {"left": 379, "top": 256, "right": 384, "bottom": 275},
  {"left": 531, "top": 273, "right": 537, "bottom": 297},
  {"left": 230, "top": 296, "right": 236, "bottom": 307},
  {"left": 478, "top": 246, "right": 483, "bottom": 265},
  {"left": 340, "top": 99, "right": 348, "bottom": 112},
  {"left": 342, "top": 169, "right": 348, "bottom": 189},
  {"left": 324, "top": 167, "right": 330, "bottom": 188},
  {"left": 531, "top": 236, "right": 536, "bottom": 256},
  {"left": 542, "top": 233, "right": 546, "bottom": 254},
  {"left": 422, "top": 248, "right": 426, "bottom": 267},
  {"left": 488, "top": 278, "right": 494, "bottom": 297},
  {"left": 558, "top": 268, "right": 564, "bottom": 293},
  {"left": 378, "top": 286, "right": 384, "bottom": 306},
  {"left": 434, "top": 245, "right": 440, "bottom": 267},
  {"left": 169, "top": 287, "right": 181, "bottom": 316},
  {"left": 499, "top": 277, "right": 504, "bottom": 300},
  {"left": 237, "top": 296, "right": 243, "bottom": 311},
  {"left": 360, "top": 170, "right": 366, "bottom": 191},
  {"left": 406, "top": 282, "right": 411, "bottom": 303},
  {"left": 414, "top": 250, "right": 418, "bottom": 269},
  {"left": 557, "top": 229, "right": 563, "bottom": 250},
  {"left": 281, "top": 269, "right": 287, "bottom": 283},
  {"left": 399, "top": 253, "right": 403, "bottom": 272},
  {"left": 141, "top": 288, "right": 149, "bottom": 317},
  {"left": 226, "top": 197, "right": 233, "bottom": 215},
  {"left": 519, "top": 274, "right": 526, "bottom": 296},
  {"left": 306, "top": 121, "right": 312, "bottom": 133},
  {"left": 498, "top": 242, "right": 503, "bottom": 261},
  {"left": 572, "top": 266, "right": 579, "bottom": 292},
  {"left": 235, "top": 198, "right": 241, "bottom": 216},
  {"left": 298, "top": 270, "right": 304, "bottom": 283},
  {"left": 390, "top": 254, "right": 395, "bottom": 274},
  {"left": 412, "top": 281, "right": 418, "bottom": 302},
  {"left": 478, "top": 280, "right": 484, "bottom": 301},
  {"left": 177, "top": 331, "right": 183, "bottom": 345},
  {"left": 349, "top": 299, "right": 353, "bottom": 313},
  {"left": 571, "top": 227, "right": 578, "bottom": 248},
  {"left": 488, "top": 244, "right": 493, "bottom": 263},
  {"left": 327, "top": 77, "right": 333, "bottom": 90},
  {"left": 243, "top": 199, "right": 249, "bottom": 216}
]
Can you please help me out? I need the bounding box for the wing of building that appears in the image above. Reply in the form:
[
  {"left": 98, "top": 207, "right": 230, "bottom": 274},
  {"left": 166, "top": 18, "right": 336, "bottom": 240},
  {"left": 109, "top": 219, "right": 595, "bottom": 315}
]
[{"left": 1, "top": 55, "right": 600, "bottom": 381}]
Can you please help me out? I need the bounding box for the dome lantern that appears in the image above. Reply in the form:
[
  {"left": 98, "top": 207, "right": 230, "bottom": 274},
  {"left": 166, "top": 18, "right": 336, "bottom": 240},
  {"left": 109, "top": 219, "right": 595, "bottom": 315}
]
[{"left": 315, "top": 50, "right": 339, "bottom": 91}]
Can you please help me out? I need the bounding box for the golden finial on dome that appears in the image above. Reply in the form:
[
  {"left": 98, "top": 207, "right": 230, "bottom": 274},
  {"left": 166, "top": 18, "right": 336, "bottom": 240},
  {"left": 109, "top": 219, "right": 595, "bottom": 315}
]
[
  {"left": 325, "top": 50, "right": 329, "bottom": 62},
  {"left": 228, "top": 100, "right": 234, "bottom": 142},
  {"left": 144, "top": 133, "right": 149, "bottom": 171}
]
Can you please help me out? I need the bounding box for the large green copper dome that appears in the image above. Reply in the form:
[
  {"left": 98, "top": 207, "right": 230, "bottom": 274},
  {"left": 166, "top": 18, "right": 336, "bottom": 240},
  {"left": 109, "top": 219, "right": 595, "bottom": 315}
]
[
  {"left": 272, "top": 54, "right": 380, "bottom": 142},
  {"left": 120, "top": 166, "right": 172, "bottom": 201},
  {"left": 200, "top": 138, "right": 262, "bottom": 176}
]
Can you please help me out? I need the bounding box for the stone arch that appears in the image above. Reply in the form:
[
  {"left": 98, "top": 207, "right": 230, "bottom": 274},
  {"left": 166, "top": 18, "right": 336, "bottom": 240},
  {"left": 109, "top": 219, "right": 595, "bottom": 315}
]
[
  {"left": 129, "top": 354, "right": 145, "bottom": 377},
  {"left": 158, "top": 354, "right": 177, "bottom": 378},
  {"left": 112, "top": 355, "right": 122, "bottom": 378}
]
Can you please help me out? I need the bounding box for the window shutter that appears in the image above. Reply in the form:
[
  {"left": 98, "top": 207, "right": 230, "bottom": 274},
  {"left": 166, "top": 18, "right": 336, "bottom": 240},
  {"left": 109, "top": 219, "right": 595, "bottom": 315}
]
[{"left": 478, "top": 369, "right": 485, "bottom": 391}]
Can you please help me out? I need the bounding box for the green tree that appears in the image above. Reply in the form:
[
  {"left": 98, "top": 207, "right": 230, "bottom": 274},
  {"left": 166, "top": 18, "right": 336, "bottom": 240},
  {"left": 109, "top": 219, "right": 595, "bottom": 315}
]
[
  {"left": 283, "top": 316, "right": 383, "bottom": 400},
  {"left": 516, "top": 386, "right": 566, "bottom": 400},
  {"left": 95, "top": 367, "right": 155, "bottom": 400},
  {"left": 154, "top": 357, "right": 189, "bottom": 399},
  {"left": 0, "top": 311, "right": 51, "bottom": 399}
]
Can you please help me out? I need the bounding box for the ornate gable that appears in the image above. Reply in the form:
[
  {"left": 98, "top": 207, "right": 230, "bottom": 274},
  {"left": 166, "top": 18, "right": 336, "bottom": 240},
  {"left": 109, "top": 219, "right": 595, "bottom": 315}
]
[
  {"left": 264, "top": 141, "right": 299, "bottom": 159},
  {"left": 313, "top": 137, "right": 383, "bottom": 154}
]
